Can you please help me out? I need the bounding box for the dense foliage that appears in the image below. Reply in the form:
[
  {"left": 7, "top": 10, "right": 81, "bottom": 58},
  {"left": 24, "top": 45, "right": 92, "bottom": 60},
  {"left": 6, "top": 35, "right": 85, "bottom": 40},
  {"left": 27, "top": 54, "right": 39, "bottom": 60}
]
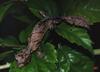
[{"left": 0, "top": 0, "right": 100, "bottom": 72}]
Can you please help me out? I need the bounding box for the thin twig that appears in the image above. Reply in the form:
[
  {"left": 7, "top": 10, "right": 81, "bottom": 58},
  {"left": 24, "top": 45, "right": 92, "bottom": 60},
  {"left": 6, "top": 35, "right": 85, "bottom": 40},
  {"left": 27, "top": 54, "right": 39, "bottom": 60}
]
[{"left": 0, "top": 62, "right": 10, "bottom": 70}]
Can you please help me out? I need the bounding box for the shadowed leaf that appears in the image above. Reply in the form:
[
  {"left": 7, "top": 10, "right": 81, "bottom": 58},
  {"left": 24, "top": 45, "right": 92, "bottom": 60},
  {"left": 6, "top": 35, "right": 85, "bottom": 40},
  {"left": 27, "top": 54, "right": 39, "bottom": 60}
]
[
  {"left": 0, "top": 2, "right": 12, "bottom": 22},
  {"left": 56, "top": 23, "right": 93, "bottom": 52},
  {"left": 0, "top": 50, "right": 13, "bottom": 61},
  {"left": 0, "top": 36, "right": 19, "bottom": 47}
]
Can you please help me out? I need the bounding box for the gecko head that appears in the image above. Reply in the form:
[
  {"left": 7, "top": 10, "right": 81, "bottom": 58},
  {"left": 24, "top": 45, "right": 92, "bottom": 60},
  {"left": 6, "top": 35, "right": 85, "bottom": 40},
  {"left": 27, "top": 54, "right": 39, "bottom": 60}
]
[{"left": 15, "top": 49, "right": 31, "bottom": 67}]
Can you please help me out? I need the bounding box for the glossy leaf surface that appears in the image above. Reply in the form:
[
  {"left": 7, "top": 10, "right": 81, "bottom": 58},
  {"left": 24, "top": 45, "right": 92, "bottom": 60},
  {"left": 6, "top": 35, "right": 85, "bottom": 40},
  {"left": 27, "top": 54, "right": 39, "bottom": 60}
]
[
  {"left": 57, "top": 45, "right": 93, "bottom": 72},
  {"left": 56, "top": 23, "right": 93, "bottom": 52}
]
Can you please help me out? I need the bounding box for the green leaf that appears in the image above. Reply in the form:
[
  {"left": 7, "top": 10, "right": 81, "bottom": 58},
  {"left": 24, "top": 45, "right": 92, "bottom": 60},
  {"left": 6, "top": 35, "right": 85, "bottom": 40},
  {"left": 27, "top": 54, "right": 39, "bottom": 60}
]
[
  {"left": 0, "top": 2, "right": 12, "bottom": 22},
  {"left": 56, "top": 0, "right": 76, "bottom": 16},
  {"left": 19, "top": 25, "right": 33, "bottom": 43},
  {"left": 9, "top": 44, "right": 93, "bottom": 72},
  {"left": 57, "top": 45, "right": 93, "bottom": 72},
  {"left": 14, "top": 15, "right": 32, "bottom": 24},
  {"left": 0, "top": 50, "right": 13, "bottom": 61},
  {"left": 0, "top": 36, "right": 19, "bottom": 47},
  {"left": 28, "top": 8, "right": 43, "bottom": 19},
  {"left": 66, "top": 0, "right": 100, "bottom": 23},
  {"left": 59, "top": 0, "right": 100, "bottom": 23},
  {"left": 94, "top": 49, "right": 100, "bottom": 55},
  {"left": 56, "top": 23, "right": 93, "bottom": 52},
  {"left": 41, "top": 43, "right": 57, "bottom": 63},
  {"left": 40, "top": 0, "right": 58, "bottom": 16},
  {"left": 9, "top": 43, "right": 57, "bottom": 72},
  {"left": 27, "top": 0, "right": 58, "bottom": 17},
  {"left": 9, "top": 54, "right": 56, "bottom": 72},
  {"left": 19, "top": 31, "right": 27, "bottom": 43}
]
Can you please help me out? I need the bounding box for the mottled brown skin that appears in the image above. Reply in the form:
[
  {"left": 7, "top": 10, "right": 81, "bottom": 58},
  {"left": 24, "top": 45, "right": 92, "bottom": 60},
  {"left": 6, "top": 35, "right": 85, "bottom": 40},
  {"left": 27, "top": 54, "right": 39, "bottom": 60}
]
[
  {"left": 15, "top": 19, "right": 55, "bottom": 67},
  {"left": 15, "top": 16, "right": 89, "bottom": 67},
  {"left": 15, "top": 48, "right": 31, "bottom": 67},
  {"left": 62, "top": 16, "right": 90, "bottom": 28},
  {"left": 28, "top": 20, "right": 53, "bottom": 51}
]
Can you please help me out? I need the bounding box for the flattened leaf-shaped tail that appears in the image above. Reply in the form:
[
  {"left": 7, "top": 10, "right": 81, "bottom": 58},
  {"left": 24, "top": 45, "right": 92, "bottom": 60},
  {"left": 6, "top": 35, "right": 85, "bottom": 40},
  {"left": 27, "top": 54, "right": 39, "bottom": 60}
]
[{"left": 62, "top": 16, "right": 90, "bottom": 28}]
